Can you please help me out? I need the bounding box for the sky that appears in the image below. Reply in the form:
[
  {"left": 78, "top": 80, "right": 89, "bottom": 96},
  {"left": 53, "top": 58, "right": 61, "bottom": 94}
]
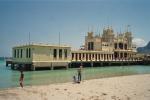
[{"left": 0, "top": 0, "right": 150, "bottom": 57}]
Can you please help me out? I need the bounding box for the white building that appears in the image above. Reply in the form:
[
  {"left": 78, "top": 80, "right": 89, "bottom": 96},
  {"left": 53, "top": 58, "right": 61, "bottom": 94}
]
[{"left": 12, "top": 44, "right": 71, "bottom": 70}]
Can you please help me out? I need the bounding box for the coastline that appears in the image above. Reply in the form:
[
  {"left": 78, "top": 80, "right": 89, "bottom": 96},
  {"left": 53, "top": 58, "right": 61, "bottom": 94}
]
[{"left": 0, "top": 74, "right": 150, "bottom": 100}]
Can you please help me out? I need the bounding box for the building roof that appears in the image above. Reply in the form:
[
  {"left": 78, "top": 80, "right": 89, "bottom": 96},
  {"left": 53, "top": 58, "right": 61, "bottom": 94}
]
[
  {"left": 71, "top": 50, "right": 113, "bottom": 54},
  {"left": 13, "top": 43, "right": 71, "bottom": 48}
]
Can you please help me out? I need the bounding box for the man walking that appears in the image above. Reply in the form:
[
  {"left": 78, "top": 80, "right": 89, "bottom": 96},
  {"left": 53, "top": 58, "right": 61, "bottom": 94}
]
[{"left": 77, "top": 64, "right": 83, "bottom": 83}]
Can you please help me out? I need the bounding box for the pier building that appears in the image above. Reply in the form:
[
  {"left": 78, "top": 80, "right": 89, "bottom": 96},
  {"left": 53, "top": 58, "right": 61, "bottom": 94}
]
[{"left": 11, "top": 27, "right": 138, "bottom": 70}]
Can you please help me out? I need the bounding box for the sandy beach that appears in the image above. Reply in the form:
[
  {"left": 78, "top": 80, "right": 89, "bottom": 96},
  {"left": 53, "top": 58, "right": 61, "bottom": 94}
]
[{"left": 0, "top": 74, "right": 150, "bottom": 100}]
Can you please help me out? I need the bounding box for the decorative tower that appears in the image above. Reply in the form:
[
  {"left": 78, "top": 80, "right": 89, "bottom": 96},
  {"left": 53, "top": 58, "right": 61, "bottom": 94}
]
[
  {"left": 125, "top": 31, "right": 132, "bottom": 49},
  {"left": 102, "top": 26, "right": 114, "bottom": 43},
  {"left": 125, "top": 25, "right": 132, "bottom": 49},
  {"left": 85, "top": 31, "right": 94, "bottom": 50}
]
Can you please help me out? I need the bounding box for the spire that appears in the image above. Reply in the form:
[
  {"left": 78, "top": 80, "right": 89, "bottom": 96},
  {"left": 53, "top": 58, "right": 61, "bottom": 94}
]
[
  {"left": 58, "top": 32, "right": 60, "bottom": 46},
  {"left": 126, "top": 25, "right": 131, "bottom": 32},
  {"left": 91, "top": 25, "right": 94, "bottom": 32},
  {"left": 110, "top": 26, "right": 112, "bottom": 29},
  {"left": 88, "top": 26, "right": 90, "bottom": 32},
  {"left": 103, "top": 26, "right": 106, "bottom": 34},
  {"left": 29, "top": 32, "right": 31, "bottom": 45},
  {"left": 107, "top": 25, "right": 109, "bottom": 29},
  {"left": 103, "top": 26, "right": 105, "bottom": 30},
  {"left": 110, "top": 26, "right": 113, "bottom": 33},
  {"left": 119, "top": 27, "right": 122, "bottom": 34}
]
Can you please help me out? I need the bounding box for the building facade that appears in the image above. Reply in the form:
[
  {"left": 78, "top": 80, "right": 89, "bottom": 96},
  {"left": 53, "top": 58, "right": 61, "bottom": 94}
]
[{"left": 82, "top": 27, "right": 136, "bottom": 61}]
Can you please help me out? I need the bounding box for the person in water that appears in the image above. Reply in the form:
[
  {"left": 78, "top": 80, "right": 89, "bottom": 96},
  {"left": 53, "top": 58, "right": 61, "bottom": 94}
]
[{"left": 19, "top": 71, "right": 24, "bottom": 88}]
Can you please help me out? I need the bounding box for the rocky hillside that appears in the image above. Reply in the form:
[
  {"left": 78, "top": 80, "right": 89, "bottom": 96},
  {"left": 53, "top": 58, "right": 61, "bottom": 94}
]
[{"left": 137, "top": 41, "right": 150, "bottom": 54}]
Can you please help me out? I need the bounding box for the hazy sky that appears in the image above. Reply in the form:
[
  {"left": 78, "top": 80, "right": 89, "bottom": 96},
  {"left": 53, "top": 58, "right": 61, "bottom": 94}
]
[{"left": 0, "top": 0, "right": 150, "bottom": 57}]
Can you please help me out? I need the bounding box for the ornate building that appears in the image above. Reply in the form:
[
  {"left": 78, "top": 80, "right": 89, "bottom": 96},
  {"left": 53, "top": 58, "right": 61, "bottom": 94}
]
[
  {"left": 12, "top": 26, "right": 137, "bottom": 70},
  {"left": 84, "top": 27, "right": 136, "bottom": 60}
]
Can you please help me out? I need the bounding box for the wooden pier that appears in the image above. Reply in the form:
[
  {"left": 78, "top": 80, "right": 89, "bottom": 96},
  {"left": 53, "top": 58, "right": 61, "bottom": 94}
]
[
  {"left": 6, "top": 60, "right": 13, "bottom": 67},
  {"left": 5, "top": 59, "right": 150, "bottom": 71},
  {"left": 70, "top": 60, "right": 145, "bottom": 68}
]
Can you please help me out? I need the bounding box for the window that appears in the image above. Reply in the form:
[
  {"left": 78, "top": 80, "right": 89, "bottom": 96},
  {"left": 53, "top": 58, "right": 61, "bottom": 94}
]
[
  {"left": 53, "top": 49, "right": 57, "bottom": 59},
  {"left": 64, "top": 49, "right": 67, "bottom": 59},
  {"left": 28, "top": 48, "right": 31, "bottom": 58},
  {"left": 79, "top": 53, "right": 81, "bottom": 60},
  {"left": 88, "top": 42, "right": 94, "bottom": 50},
  {"left": 26, "top": 48, "right": 28, "bottom": 58},
  {"left": 104, "top": 54, "right": 106, "bottom": 60},
  {"left": 124, "top": 44, "right": 127, "bottom": 50},
  {"left": 49, "top": 49, "right": 51, "bottom": 56},
  {"left": 86, "top": 53, "right": 88, "bottom": 61},
  {"left": 120, "top": 53, "right": 123, "bottom": 58},
  {"left": 98, "top": 54, "right": 100, "bottom": 60},
  {"left": 89, "top": 54, "right": 91, "bottom": 60},
  {"left": 14, "top": 49, "right": 16, "bottom": 58},
  {"left": 82, "top": 53, "right": 85, "bottom": 59},
  {"left": 114, "top": 52, "right": 118, "bottom": 59},
  {"left": 95, "top": 54, "right": 97, "bottom": 60},
  {"left": 59, "top": 49, "right": 62, "bottom": 59},
  {"left": 72, "top": 53, "right": 74, "bottom": 60},
  {"left": 92, "top": 54, "right": 94, "bottom": 59},
  {"left": 114, "top": 43, "right": 117, "bottom": 49},
  {"left": 75, "top": 53, "right": 77, "bottom": 61},
  {"left": 17, "top": 49, "right": 19, "bottom": 58},
  {"left": 20, "top": 49, "right": 23, "bottom": 58},
  {"left": 124, "top": 53, "right": 127, "bottom": 58},
  {"left": 101, "top": 54, "right": 103, "bottom": 59},
  {"left": 88, "top": 42, "right": 90, "bottom": 50},
  {"left": 91, "top": 42, "right": 94, "bottom": 50},
  {"left": 119, "top": 43, "right": 123, "bottom": 49}
]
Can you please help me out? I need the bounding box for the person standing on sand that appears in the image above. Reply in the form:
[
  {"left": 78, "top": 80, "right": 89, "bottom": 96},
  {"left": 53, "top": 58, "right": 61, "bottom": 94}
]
[
  {"left": 77, "top": 65, "right": 83, "bottom": 82},
  {"left": 19, "top": 71, "right": 24, "bottom": 88}
]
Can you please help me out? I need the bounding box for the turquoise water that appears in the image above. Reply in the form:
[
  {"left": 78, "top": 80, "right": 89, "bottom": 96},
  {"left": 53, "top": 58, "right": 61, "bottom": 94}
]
[{"left": 1, "top": 59, "right": 150, "bottom": 89}]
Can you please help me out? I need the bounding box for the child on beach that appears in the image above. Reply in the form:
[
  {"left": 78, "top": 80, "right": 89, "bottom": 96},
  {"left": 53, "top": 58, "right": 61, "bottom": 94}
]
[
  {"left": 19, "top": 71, "right": 24, "bottom": 88},
  {"left": 73, "top": 76, "right": 77, "bottom": 83}
]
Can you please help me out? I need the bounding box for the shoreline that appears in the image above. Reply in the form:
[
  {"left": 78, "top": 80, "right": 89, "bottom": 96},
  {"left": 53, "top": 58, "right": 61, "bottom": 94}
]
[
  {"left": 0, "top": 73, "right": 147, "bottom": 90},
  {"left": 0, "top": 74, "right": 150, "bottom": 100}
]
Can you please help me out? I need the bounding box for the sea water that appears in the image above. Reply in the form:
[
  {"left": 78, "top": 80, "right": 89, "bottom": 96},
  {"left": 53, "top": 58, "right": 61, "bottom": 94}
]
[{"left": 0, "top": 59, "right": 150, "bottom": 89}]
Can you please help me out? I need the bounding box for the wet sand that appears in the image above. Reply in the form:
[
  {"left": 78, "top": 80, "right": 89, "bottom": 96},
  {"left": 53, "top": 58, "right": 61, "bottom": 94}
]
[{"left": 0, "top": 74, "right": 150, "bottom": 100}]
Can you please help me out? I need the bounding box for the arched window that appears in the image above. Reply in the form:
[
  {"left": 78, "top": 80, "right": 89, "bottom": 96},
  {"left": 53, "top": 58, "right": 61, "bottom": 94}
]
[
  {"left": 114, "top": 43, "right": 117, "bottom": 49},
  {"left": 120, "top": 53, "right": 123, "bottom": 58},
  {"left": 114, "top": 52, "right": 118, "bottom": 59},
  {"left": 119, "top": 43, "right": 123, "bottom": 49},
  {"left": 124, "top": 44, "right": 127, "bottom": 50},
  {"left": 124, "top": 53, "right": 127, "bottom": 58}
]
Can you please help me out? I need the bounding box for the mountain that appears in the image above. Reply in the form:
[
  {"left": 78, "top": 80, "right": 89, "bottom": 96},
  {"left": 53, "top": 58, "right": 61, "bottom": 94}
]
[{"left": 137, "top": 41, "right": 150, "bottom": 54}]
